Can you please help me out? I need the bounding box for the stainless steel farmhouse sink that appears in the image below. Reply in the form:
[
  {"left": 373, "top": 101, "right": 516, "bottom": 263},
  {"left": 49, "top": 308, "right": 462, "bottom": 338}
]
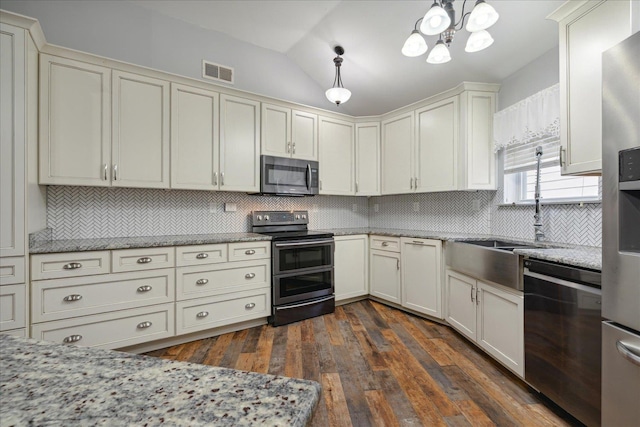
[{"left": 446, "top": 240, "right": 541, "bottom": 291}]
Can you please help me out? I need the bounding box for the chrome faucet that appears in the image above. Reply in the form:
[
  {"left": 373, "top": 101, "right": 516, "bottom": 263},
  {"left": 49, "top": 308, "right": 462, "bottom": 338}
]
[{"left": 534, "top": 146, "right": 545, "bottom": 242}]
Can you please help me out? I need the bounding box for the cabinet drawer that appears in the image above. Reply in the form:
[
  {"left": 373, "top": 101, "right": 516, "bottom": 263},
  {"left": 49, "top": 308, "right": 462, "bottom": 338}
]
[
  {"left": 176, "top": 244, "right": 227, "bottom": 267},
  {"left": 228, "top": 241, "right": 270, "bottom": 262},
  {"left": 0, "top": 257, "right": 25, "bottom": 285},
  {"left": 31, "top": 251, "right": 110, "bottom": 280},
  {"left": 176, "top": 288, "right": 269, "bottom": 334},
  {"left": 370, "top": 236, "right": 401, "bottom": 252},
  {"left": 0, "top": 284, "right": 26, "bottom": 331},
  {"left": 176, "top": 260, "right": 269, "bottom": 300},
  {"left": 31, "top": 303, "right": 175, "bottom": 350},
  {"left": 111, "top": 247, "right": 175, "bottom": 273},
  {"left": 32, "top": 269, "right": 175, "bottom": 323},
  {"left": 0, "top": 328, "right": 26, "bottom": 337}
]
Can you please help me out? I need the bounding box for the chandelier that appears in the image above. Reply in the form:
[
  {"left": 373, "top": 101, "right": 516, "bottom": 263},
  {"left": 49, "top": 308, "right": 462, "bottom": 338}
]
[
  {"left": 402, "top": 0, "right": 499, "bottom": 64},
  {"left": 325, "top": 46, "right": 351, "bottom": 106}
]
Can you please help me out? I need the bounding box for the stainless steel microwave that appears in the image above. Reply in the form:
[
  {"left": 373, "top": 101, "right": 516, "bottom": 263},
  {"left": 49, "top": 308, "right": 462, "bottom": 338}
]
[{"left": 259, "top": 155, "right": 319, "bottom": 196}]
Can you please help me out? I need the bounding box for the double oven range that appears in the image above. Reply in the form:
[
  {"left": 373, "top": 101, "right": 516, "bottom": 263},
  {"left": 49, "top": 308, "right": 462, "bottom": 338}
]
[{"left": 252, "top": 211, "right": 335, "bottom": 326}]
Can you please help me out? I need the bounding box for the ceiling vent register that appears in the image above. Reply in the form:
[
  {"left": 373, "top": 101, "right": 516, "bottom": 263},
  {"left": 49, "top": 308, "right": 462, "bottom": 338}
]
[{"left": 202, "top": 60, "right": 234, "bottom": 84}]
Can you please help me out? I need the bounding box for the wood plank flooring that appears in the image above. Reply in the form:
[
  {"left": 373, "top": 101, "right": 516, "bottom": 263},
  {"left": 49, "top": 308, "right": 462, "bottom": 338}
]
[{"left": 144, "top": 300, "right": 579, "bottom": 426}]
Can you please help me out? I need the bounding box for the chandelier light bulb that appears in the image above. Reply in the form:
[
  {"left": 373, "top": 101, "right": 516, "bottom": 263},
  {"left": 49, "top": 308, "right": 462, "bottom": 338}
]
[
  {"left": 465, "top": 29, "right": 494, "bottom": 52},
  {"left": 466, "top": 0, "right": 499, "bottom": 32},
  {"left": 402, "top": 30, "right": 428, "bottom": 57},
  {"left": 420, "top": 3, "right": 451, "bottom": 35},
  {"left": 426, "top": 39, "right": 451, "bottom": 64},
  {"left": 325, "top": 87, "right": 352, "bottom": 105}
]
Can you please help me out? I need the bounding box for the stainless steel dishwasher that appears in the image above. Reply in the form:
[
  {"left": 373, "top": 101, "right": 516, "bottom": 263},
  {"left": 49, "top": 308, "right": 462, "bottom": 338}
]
[{"left": 523, "top": 258, "right": 602, "bottom": 427}]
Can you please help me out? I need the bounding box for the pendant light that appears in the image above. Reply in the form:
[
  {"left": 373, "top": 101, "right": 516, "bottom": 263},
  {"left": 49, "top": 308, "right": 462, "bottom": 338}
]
[
  {"left": 466, "top": 0, "right": 500, "bottom": 32},
  {"left": 427, "top": 38, "right": 451, "bottom": 64},
  {"left": 402, "top": 20, "right": 428, "bottom": 57},
  {"left": 465, "top": 29, "right": 494, "bottom": 52},
  {"left": 325, "top": 46, "right": 351, "bottom": 106},
  {"left": 420, "top": 1, "right": 451, "bottom": 35}
]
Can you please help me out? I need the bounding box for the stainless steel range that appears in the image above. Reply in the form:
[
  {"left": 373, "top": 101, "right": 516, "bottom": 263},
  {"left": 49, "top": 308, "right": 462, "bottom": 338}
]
[{"left": 252, "top": 211, "right": 335, "bottom": 326}]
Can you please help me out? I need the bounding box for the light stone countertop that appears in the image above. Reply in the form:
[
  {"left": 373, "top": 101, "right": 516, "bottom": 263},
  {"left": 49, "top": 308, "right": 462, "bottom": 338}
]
[{"left": 0, "top": 335, "right": 320, "bottom": 426}]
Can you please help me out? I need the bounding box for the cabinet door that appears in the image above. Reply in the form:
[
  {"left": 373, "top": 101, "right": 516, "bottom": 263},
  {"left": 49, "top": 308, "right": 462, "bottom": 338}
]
[
  {"left": 355, "top": 122, "right": 380, "bottom": 196},
  {"left": 476, "top": 281, "right": 524, "bottom": 377},
  {"left": 219, "top": 94, "right": 260, "bottom": 192},
  {"left": 318, "top": 116, "right": 355, "bottom": 195},
  {"left": 261, "top": 103, "right": 290, "bottom": 158},
  {"left": 401, "top": 238, "right": 442, "bottom": 318},
  {"left": 39, "top": 54, "right": 111, "bottom": 186},
  {"left": 171, "top": 84, "right": 219, "bottom": 190},
  {"left": 369, "top": 249, "right": 401, "bottom": 304},
  {"left": 415, "top": 98, "right": 458, "bottom": 192},
  {"left": 554, "top": 0, "right": 632, "bottom": 175},
  {"left": 112, "top": 71, "right": 170, "bottom": 188},
  {"left": 381, "top": 112, "right": 414, "bottom": 194},
  {"left": 0, "top": 24, "right": 25, "bottom": 257},
  {"left": 459, "top": 91, "right": 496, "bottom": 190},
  {"left": 445, "top": 270, "right": 476, "bottom": 341},
  {"left": 291, "top": 110, "right": 318, "bottom": 161},
  {"left": 334, "top": 235, "right": 368, "bottom": 301}
]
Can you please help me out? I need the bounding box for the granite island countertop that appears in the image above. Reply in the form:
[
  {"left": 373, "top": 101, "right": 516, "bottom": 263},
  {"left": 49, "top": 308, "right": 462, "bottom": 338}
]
[{"left": 0, "top": 335, "right": 320, "bottom": 426}]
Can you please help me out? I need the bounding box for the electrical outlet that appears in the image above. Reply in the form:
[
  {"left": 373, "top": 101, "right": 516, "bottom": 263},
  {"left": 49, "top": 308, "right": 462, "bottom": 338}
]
[
  {"left": 374, "top": 203, "right": 379, "bottom": 213},
  {"left": 312, "top": 204, "right": 319, "bottom": 213},
  {"left": 209, "top": 202, "right": 217, "bottom": 213},
  {"left": 413, "top": 202, "right": 420, "bottom": 212},
  {"left": 352, "top": 203, "right": 358, "bottom": 212},
  {"left": 471, "top": 199, "right": 481, "bottom": 211},
  {"left": 224, "top": 202, "right": 237, "bottom": 212}
]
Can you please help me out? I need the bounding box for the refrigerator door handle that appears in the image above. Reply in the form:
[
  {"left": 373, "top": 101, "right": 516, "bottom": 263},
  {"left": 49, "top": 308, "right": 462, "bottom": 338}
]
[{"left": 616, "top": 340, "right": 640, "bottom": 367}]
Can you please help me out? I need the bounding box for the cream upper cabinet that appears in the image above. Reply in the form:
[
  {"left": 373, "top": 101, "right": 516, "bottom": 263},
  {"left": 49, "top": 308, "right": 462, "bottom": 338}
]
[
  {"left": 219, "top": 94, "right": 260, "bottom": 192},
  {"left": 549, "top": 0, "right": 633, "bottom": 175},
  {"left": 170, "top": 84, "right": 219, "bottom": 190},
  {"left": 458, "top": 91, "right": 496, "bottom": 190},
  {"left": 355, "top": 122, "right": 381, "bottom": 196},
  {"left": 112, "top": 71, "right": 170, "bottom": 188},
  {"left": 261, "top": 104, "right": 317, "bottom": 161},
  {"left": 334, "top": 235, "right": 369, "bottom": 302},
  {"left": 401, "top": 238, "right": 442, "bottom": 318},
  {"left": 381, "top": 112, "right": 414, "bottom": 194},
  {"left": 415, "top": 97, "right": 458, "bottom": 192},
  {"left": 39, "top": 54, "right": 111, "bottom": 186},
  {"left": 0, "top": 23, "right": 25, "bottom": 257},
  {"left": 318, "top": 116, "right": 355, "bottom": 195}
]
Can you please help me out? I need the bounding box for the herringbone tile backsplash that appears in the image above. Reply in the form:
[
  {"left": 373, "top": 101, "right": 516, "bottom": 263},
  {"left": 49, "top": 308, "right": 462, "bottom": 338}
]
[{"left": 46, "top": 185, "right": 602, "bottom": 247}]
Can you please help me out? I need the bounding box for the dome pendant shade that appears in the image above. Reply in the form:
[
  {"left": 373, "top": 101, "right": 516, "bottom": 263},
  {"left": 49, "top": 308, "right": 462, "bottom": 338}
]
[
  {"left": 466, "top": 0, "right": 499, "bottom": 32},
  {"left": 420, "top": 3, "right": 451, "bottom": 35},
  {"left": 427, "top": 39, "right": 451, "bottom": 64},
  {"left": 325, "top": 87, "right": 352, "bottom": 105},
  {"left": 402, "top": 30, "right": 428, "bottom": 57},
  {"left": 465, "top": 29, "right": 494, "bottom": 52}
]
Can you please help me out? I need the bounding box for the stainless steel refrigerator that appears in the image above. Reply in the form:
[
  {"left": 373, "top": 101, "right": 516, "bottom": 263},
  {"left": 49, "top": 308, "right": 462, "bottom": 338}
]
[{"left": 601, "top": 31, "right": 640, "bottom": 427}]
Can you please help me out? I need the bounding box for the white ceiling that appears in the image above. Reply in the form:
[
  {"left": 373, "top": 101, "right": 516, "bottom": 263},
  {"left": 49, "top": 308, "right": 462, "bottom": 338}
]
[{"left": 133, "top": 0, "right": 566, "bottom": 116}]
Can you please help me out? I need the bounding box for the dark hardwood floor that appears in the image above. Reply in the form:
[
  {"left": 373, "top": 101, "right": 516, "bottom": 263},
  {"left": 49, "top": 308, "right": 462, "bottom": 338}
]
[{"left": 144, "top": 300, "right": 578, "bottom": 426}]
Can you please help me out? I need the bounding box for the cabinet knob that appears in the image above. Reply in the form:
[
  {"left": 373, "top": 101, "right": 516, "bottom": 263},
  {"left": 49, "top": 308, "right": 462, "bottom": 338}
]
[
  {"left": 245, "top": 249, "right": 256, "bottom": 255},
  {"left": 196, "top": 311, "right": 209, "bottom": 318},
  {"left": 196, "top": 253, "right": 209, "bottom": 259},
  {"left": 137, "top": 321, "right": 152, "bottom": 329},
  {"left": 63, "top": 294, "right": 83, "bottom": 302},
  {"left": 196, "top": 278, "right": 209, "bottom": 285},
  {"left": 63, "top": 262, "right": 82, "bottom": 270},
  {"left": 245, "top": 303, "right": 256, "bottom": 310},
  {"left": 245, "top": 273, "right": 256, "bottom": 279},
  {"left": 63, "top": 334, "right": 82, "bottom": 344},
  {"left": 137, "top": 285, "right": 153, "bottom": 293},
  {"left": 137, "top": 257, "right": 152, "bottom": 264}
]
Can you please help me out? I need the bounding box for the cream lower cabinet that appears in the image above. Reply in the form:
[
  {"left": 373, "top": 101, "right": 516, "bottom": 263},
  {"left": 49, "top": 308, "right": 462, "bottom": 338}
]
[
  {"left": 401, "top": 238, "right": 442, "bottom": 318},
  {"left": 369, "top": 236, "right": 401, "bottom": 304},
  {"left": 318, "top": 116, "right": 355, "bottom": 195},
  {"left": 334, "top": 235, "right": 369, "bottom": 302},
  {"left": 445, "top": 269, "right": 524, "bottom": 377}
]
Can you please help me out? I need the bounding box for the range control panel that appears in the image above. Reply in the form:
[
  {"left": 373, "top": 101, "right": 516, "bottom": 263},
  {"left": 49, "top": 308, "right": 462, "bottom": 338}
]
[{"left": 252, "top": 210, "right": 308, "bottom": 226}]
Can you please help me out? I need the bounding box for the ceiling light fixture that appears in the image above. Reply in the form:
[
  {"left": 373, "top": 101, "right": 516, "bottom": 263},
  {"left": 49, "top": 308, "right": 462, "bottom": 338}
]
[
  {"left": 325, "top": 46, "right": 351, "bottom": 106},
  {"left": 402, "top": 0, "right": 499, "bottom": 63}
]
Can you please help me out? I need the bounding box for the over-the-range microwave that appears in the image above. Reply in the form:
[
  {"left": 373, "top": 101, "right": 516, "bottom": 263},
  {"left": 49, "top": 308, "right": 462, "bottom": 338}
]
[{"left": 257, "top": 155, "right": 319, "bottom": 196}]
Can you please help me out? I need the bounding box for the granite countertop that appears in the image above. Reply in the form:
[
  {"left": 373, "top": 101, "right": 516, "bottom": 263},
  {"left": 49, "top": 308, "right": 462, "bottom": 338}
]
[
  {"left": 0, "top": 335, "right": 320, "bottom": 426},
  {"left": 29, "top": 232, "right": 271, "bottom": 254}
]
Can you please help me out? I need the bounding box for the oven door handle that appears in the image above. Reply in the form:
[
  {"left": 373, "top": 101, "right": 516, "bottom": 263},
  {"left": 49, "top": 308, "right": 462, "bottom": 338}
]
[
  {"left": 274, "top": 239, "right": 333, "bottom": 248},
  {"left": 277, "top": 295, "right": 335, "bottom": 310}
]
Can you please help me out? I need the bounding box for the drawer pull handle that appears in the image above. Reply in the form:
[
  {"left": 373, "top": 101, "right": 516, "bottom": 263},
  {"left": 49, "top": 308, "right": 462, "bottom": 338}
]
[
  {"left": 196, "top": 253, "right": 209, "bottom": 259},
  {"left": 245, "top": 249, "right": 256, "bottom": 255},
  {"left": 196, "top": 278, "right": 209, "bottom": 285},
  {"left": 245, "top": 273, "right": 256, "bottom": 279},
  {"left": 63, "top": 335, "right": 82, "bottom": 344},
  {"left": 63, "top": 262, "right": 82, "bottom": 270},
  {"left": 381, "top": 242, "right": 389, "bottom": 247},
  {"left": 245, "top": 303, "right": 256, "bottom": 310},
  {"left": 137, "top": 321, "right": 152, "bottom": 329},
  {"left": 137, "top": 257, "right": 152, "bottom": 264},
  {"left": 196, "top": 311, "right": 209, "bottom": 318},
  {"left": 137, "top": 285, "right": 153, "bottom": 293},
  {"left": 63, "top": 294, "right": 83, "bottom": 302}
]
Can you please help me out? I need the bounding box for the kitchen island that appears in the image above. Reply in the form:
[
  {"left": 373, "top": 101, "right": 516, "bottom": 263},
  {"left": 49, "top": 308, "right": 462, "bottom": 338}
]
[{"left": 0, "top": 335, "right": 320, "bottom": 426}]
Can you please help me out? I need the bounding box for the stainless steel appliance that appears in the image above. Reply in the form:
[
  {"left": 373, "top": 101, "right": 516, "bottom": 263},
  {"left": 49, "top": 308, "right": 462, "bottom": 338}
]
[
  {"left": 258, "top": 155, "right": 319, "bottom": 196},
  {"left": 252, "top": 210, "right": 334, "bottom": 326},
  {"left": 601, "top": 32, "right": 640, "bottom": 427},
  {"left": 524, "top": 259, "right": 602, "bottom": 426}
]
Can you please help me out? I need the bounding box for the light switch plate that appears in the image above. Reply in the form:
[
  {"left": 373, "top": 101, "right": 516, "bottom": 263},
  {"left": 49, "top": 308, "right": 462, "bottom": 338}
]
[
  {"left": 224, "top": 203, "right": 237, "bottom": 212},
  {"left": 413, "top": 202, "right": 420, "bottom": 212},
  {"left": 352, "top": 203, "right": 358, "bottom": 212},
  {"left": 374, "top": 204, "right": 379, "bottom": 213}
]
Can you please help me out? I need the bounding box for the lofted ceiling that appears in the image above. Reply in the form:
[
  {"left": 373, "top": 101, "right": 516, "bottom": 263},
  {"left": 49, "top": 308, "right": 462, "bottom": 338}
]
[{"left": 131, "top": 0, "right": 566, "bottom": 116}]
